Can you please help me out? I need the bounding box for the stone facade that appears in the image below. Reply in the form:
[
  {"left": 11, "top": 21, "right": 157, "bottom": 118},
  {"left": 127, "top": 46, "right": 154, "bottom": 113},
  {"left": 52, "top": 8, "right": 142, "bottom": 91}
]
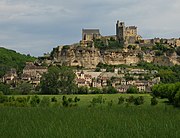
[
  {"left": 22, "top": 62, "right": 48, "bottom": 87},
  {"left": 116, "top": 21, "right": 141, "bottom": 44},
  {"left": 82, "top": 29, "right": 101, "bottom": 41}
]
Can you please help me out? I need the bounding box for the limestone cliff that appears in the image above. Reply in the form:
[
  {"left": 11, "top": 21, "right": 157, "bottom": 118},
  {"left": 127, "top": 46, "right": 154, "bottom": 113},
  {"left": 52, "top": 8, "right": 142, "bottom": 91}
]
[{"left": 49, "top": 45, "right": 180, "bottom": 68}]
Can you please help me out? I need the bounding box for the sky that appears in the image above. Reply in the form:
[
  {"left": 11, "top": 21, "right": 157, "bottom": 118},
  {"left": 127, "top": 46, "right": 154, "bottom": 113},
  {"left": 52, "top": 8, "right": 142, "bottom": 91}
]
[{"left": 0, "top": 0, "right": 179, "bottom": 57}]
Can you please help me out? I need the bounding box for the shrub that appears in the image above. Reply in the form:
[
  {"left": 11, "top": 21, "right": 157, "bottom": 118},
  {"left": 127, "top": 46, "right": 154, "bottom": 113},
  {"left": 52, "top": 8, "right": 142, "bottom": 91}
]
[
  {"left": 68, "top": 98, "right": 72, "bottom": 103},
  {"left": 51, "top": 97, "right": 57, "bottom": 102},
  {"left": 40, "top": 97, "right": 50, "bottom": 107},
  {"left": 134, "top": 96, "right": 144, "bottom": 105},
  {"left": 62, "top": 96, "right": 67, "bottom": 101},
  {"left": 151, "top": 97, "right": 158, "bottom": 106},
  {"left": 89, "top": 96, "right": 106, "bottom": 107},
  {"left": 127, "top": 86, "right": 138, "bottom": 94},
  {"left": 30, "top": 95, "right": 40, "bottom": 107},
  {"left": 77, "top": 86, "right": 89, "bottom": 94},
  {"left": 89, "top": 87, "right": 102, "bottom": 94},
  {"left": 91, "top": 96, "right": 103, "bottom": 104},
  {"left": 62, "top": 96, "right": 68, "bottom": 107},
  {"left": 0, "top": 93, "right": 8, "bottom": 103},
  {"left": 14, "top": 97, "right": 28, "bottom": 107},
  {"left": 26, "top": 96, "right": 31, "bottom": 103},
  {"left": 118, "top": 96, "right": 125, "bottom": 105},
  {"left": 107, "top": 100, "right": 113, "bottom": 107},
  {"left": 103, "top": 86, "right": 118, "bottom": 94},
  {"left": 174, "top": 90, "right": 180, "bottom": 107},
  {"left": 0, "top": 91, "right": 4, "bottom": 96},
  {"left": 126, "top": 96, "right": 135, "bottom": 104},
  {"left": 8, "top": 96, "right": 15, "bottom": 102},
  {"left": 74, "top": 97, "right": 80, "bottom": 102}
]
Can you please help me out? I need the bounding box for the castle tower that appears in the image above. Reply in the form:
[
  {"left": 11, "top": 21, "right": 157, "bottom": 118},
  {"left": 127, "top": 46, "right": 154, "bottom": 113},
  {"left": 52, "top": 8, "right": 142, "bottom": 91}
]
[{"left": 116, "top": 20, "right": 125, "bottom": 44}]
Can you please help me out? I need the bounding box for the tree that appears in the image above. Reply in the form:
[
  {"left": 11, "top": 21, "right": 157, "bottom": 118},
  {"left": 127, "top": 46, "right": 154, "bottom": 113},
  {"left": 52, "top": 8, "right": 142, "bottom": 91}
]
[
  {"left": 151, "top": 97, "right": 158, "bottom": 106},
  {"left": 77, "top": 86, "right": 89, "bottom": 94},
  {"left": 118, "top": 96, "right": 125, "bottom": 105},
  {"left": 134, "top": 96, "right": 144, "bottom": 105},
  {"left": 127, "top": 86, "right": 138, "bottom": 94},
  {"left": 0, "top": 83, "right": 11, "bottom": 95},
  {"left": 89, "top": 87, "right": 102, "bottom": 94},
  {"left": 103, "top": 86, "right": 118, "bottom": 94},
  {"left": 174, "top": 90, "right": 180, "bottom": 107},
  {"left": 40, "top": 66, "right": 77, "bottom": 94},
  {"left": 16, "top": 82, "right": 33, "bottom": 95}
]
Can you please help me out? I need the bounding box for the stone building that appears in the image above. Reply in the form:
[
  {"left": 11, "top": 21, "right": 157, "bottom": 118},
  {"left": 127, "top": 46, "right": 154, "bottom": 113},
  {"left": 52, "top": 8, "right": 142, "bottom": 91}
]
[
  {"left": 3, "top": 69, "right": 18, "bottom": 86},
  {"left": 82, "top": 29, "right": 101, "bottom": 41},
  {"left": 23, "top": 62, "right": 47, "bottom": 77},
  {"left": 22, "top": 62, "right": 48, "bottom": 87},
  {"left": 116, "top": 20, "right": 141, "bottom": 44}
]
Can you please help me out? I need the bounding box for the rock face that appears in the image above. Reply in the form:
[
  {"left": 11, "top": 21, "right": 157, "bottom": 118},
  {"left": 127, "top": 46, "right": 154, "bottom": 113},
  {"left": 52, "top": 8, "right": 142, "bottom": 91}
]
[{"left": 50, "top": 45, "right": 180, "bottom": 68}]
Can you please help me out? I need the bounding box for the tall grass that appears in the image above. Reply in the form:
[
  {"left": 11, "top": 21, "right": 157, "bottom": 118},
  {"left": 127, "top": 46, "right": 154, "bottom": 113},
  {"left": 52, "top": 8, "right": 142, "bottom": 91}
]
[{"left": 0, "top": 106, "right": 179, "bottom": 138}]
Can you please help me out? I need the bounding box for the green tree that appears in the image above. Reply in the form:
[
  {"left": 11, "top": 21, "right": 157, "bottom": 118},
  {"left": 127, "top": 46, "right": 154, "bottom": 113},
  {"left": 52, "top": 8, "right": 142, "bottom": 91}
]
[
  {"left": 41, "top": 66, "right": 77, "bottom": 94},
  {"left": 134, "top": 96, "right": 144, "bottom": 105},
  {"left": 0, "top": 83, "right": 11, "bottom": 95},
  {"left": 103, "top": 86, "right": 118, "bottom": 94},
  {"left": 174, "top": 90, "right": 180, "bottom": 107},
  {"left": 127, "top": 86, "right": 138, "bottom": 94},
  {"left": 77, "top": 86, "right": 89, "bottom": 94},
  {"left": 16, "top": 82, "right": 33, "bottom": 95},
  {"left": 151, "top": 97, "right": 158, "bottom": 106},
  {"left": 0, "top": 47, "right": 35, "bottom": 77}
]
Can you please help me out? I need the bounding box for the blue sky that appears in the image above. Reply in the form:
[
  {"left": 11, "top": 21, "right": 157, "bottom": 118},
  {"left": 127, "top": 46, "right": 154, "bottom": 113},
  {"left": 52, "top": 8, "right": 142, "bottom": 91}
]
[{"left": 0, "top": 0, "right": 179, "bottom": 56}]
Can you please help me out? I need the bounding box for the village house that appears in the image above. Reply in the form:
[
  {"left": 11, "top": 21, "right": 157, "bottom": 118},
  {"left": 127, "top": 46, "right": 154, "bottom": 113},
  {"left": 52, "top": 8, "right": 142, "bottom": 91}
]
[
  {"left": 23, "top": 62, "right": 48, "bottom": 77},
  {"left": 116, "top": 85, "right": 130, "bottom": 93},
  {"left": 75, "top": 71, "right": 93, "bottom": 87},
  {"left": 21, "top": 62, "right": 48, "bottom": 87},
  {"left": 2, "top": 69, "right": 18, "bottom": 86}
]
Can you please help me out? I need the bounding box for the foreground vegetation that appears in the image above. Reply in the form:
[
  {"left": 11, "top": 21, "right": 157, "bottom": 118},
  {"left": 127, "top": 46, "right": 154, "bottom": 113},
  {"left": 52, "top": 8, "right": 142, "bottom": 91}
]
[
  {"left": 0, "top": 106, "right": 179, "bottom": 138},
  {"left": 0, "top": 94, "right": 179, "bottom": 138}
]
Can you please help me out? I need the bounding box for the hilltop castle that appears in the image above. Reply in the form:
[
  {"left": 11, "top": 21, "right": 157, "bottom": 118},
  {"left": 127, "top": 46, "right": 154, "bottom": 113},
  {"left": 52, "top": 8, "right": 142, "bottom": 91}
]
[
  {"left": 80, "top": 20, "right": 180, "bottom": 47},
  {"left": 81, "top": 20, "right": 142, "bottom": 47},
  {"left": 40, "top": 20, "right": 180, "bottom": 68}
]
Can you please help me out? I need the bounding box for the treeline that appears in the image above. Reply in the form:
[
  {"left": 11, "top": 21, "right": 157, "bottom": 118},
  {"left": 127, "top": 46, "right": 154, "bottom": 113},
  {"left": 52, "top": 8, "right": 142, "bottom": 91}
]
[
  {"left": 0, "top": 47, "right": 36, "bottom": 77},
  {"left": 138, "top": 62, "right": 180, "bottom": 83},
  {"left": 152, "top": 82, "right": 180, "bottom": 107}
]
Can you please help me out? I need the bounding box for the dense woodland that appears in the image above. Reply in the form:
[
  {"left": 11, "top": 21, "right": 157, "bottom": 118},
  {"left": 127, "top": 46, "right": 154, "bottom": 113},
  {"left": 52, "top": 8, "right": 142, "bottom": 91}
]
[{"left": 0, "top": 47, "right": 36, "bottom": 77}]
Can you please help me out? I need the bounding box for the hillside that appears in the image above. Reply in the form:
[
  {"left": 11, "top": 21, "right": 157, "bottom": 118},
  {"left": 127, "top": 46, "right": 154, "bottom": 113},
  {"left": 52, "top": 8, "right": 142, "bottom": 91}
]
[{"left": 0, "top": 47, "right": 36, "bottom": 77}]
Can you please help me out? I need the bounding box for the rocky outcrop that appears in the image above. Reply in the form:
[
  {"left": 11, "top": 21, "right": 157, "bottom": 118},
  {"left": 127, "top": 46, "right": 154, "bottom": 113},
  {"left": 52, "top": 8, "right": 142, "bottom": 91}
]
[{"left": 49, "top": 45, "right": 180, "bottom": 68}]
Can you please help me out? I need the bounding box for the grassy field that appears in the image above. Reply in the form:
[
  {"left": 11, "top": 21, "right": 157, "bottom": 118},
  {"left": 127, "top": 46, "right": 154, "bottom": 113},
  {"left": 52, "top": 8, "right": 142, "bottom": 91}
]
[{"left": 0, "top": 94, "right": 180, "bottom": 138}]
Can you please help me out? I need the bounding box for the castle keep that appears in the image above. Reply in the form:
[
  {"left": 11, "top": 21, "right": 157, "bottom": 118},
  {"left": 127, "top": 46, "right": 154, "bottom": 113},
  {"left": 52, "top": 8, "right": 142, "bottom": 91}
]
[{"left": 116, "top": 21, "right": 141, "bottom": 44}]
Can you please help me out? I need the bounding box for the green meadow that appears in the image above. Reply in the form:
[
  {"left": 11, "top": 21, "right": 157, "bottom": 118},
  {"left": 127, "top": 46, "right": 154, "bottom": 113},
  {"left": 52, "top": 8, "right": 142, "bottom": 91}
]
[{"left": 0, "top": 94, "right": 179, "bottom": 138}]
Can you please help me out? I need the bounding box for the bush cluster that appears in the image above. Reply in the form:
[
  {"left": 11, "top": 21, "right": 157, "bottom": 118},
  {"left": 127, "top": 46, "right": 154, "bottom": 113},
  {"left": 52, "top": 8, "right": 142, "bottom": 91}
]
[
  {"left": 152, "top": 82, "right": 180, "bottom": 107},
  {"left": 89, "top": 96, "right": 106, "bottom": 107},
  {"left": 62, "top": 96, "right": 80, "bottom": 107}
]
